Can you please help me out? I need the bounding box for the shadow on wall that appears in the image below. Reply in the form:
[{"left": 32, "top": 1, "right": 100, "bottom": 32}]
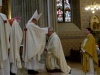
[{"left": 65, "top": 49, "right": 81, "bottom": 63}]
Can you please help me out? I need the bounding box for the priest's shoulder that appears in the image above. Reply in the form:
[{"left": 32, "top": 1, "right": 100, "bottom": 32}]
[
  {"left": 0, "top": 13, "right": 7, "bottom": 20},
  {"left": 0, "top": 13, "right": 6, "bottom": 18},
  {"left": 26, "top": 22, "right": 38, "bottom": 28},
  {"left": 13, "top": 20, "right": 19, "bottom": 24},
  {"left": 54, "top": 33, "right": 60, "bottom": 40},
  {"left": 26, "top": 22, "right": 32, "bottom": 28}
]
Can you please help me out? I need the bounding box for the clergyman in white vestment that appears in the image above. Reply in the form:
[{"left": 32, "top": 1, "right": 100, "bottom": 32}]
[
  {"left": 45, "top": 27, "right": 71, "bottom": 74},
  {"left": 23, "top": 10, "right": 48, "bottom": 74},
  {"left": 9, "top": 17, "right": 23, "bottom": 75},
  {"left": 0, "top": 1, "right": 11, "bottom": 75}
]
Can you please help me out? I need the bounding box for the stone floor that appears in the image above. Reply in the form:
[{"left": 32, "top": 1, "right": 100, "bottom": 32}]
[{"left": 17, "top": 61, "right": 100, "bottom": 75}]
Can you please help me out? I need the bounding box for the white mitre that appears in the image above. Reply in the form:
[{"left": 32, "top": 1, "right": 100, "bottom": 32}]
[
  {"left": 28, "top": 10, "right": 42, "bottom": 23},
  {"left": 0, "top": 0, "right": 2, "bottom": 6}
]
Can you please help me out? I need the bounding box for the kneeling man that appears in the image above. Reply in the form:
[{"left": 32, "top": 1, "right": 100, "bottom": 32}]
[{"left": 45, "top": 27, "right": 71, "bottom": 74}]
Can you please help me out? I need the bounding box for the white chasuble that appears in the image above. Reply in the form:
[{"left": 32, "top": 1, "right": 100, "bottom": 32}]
[
  {"left": 46, "top": 32, "right": 71, "bottom": 73},
  {"left": 9, "top": 20, "right": 23, "bottom": 74},
  {"left": 0, "top": 13, "right": 11, "bottom": 75},
  {"left": 23, "top": 23, "right": 48, "bottom": 70}
]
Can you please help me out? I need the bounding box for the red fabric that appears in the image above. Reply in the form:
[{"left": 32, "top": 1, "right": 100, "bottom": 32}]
[
  {"left": 24, "top": 28, "right": 27, "bottom": 31},
  {"left": 8, "top": 18, "right": 14, "bottom": 26},
  {"left": 24, "top": 28, "right": 27, "bottom": 58},
  {"left": 4, "top": 20, "right": 7, "bottom": 23}
]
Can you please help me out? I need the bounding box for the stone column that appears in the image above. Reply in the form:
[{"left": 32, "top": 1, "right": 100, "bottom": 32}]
[
  {"left": 38, "top": 0, "right": 48, "bottom": 27},
  {"left": 47, "top": 0, "right": 58, "bottom": 32}
]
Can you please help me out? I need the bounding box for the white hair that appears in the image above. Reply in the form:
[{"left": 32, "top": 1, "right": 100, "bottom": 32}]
[{"left": 49, "top": 27, "right": 54, "bottom": 32}]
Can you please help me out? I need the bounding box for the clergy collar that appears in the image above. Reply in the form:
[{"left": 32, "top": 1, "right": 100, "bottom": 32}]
[{"left": 86, "top": 33, "right": 91, "bottom": 38}]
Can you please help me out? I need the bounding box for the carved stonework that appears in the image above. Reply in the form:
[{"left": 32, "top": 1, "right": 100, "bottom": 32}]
[{"left": 58, "top": 31, "right": 85, "bottom": 56}]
